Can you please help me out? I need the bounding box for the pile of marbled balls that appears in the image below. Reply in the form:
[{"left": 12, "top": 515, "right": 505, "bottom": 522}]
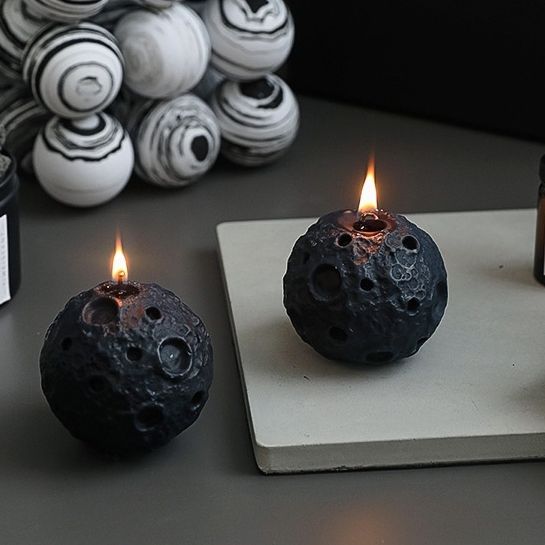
[{"left": 0, "top": 0, "right": 298, "bottom": 207}]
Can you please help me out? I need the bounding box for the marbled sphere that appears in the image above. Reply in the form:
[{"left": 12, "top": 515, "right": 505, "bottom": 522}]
[
  {"left": 23, "top": 23, "right": 124, "bottom": 119},
  {"left": 115, "top": 3, "right": 210, "bottom": 98},
  {"left": 283, "top": 210, "right": 448, "bottom": 365},
  {"left": 33, "top": 112, "right": 134, "bottom": 207},
  {"left": 210, "top": 74, "right": 299, "bottom": 166},
  {"left": 24, "top": 0, "right": 109, "bottom": 23},
  {"left": 40, "top": 281, "right": 213, "bottom": 454},
  {"left": 203, "top": 0, "right": 294, "bottom": 80},
  {"left": 0, "top": 85, "right": 50, "bottom": 174},
  {"left": 0, "top": 0, "right": 47, "bottom": 84},
  {"left": 128, "top": 93, "right": 221, "bottom": 187}
]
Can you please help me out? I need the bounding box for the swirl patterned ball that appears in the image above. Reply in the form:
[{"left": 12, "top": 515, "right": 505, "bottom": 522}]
[
  {"left": 23, "top": 23, "right": 124, "bottom": 119},
  {"left": 24, "top": 0, "right": 109, "bottom": 23},
  {"left": 114, "top": 3, "right": 210, "bottom": 98},
  {"left": 33, "top": 112, "right": 134, "bottom": 207},
  {"left": 0, "top": 86, "right": 50, "bottom": 174},
  {"left": 129, "top": 94, "right": 221, "bottom": 187},
  {"left": 0, "top": 0, "right": 47, "bottom": 84},
  {"left": 203, "top": 0, "right": 294, "bottom": 80},
  {"left": 210, "top": 74, "right": 299, "bottom": 166}
]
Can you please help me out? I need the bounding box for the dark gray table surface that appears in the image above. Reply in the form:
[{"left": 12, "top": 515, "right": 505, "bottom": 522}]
[{"left": 2, "top": 97, "right": 545, "bottom": 545}]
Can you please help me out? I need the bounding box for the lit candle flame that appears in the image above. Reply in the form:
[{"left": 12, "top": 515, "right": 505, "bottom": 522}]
[
  {"left": 358, "top": 157, "right": 378, "bottom": 214},
  {"left": 111, "top": 234, "right": 128, "bottom": 283}
]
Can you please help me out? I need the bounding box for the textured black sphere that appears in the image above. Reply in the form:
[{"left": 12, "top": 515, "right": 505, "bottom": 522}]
[
  {"left": 283, "top": 210, "right": 448, "bottom": 365},
  {"left": 40, "top": 282, "right": 213, "bottom": 454}
]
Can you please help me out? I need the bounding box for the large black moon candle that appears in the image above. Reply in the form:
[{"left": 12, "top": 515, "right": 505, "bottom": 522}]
[
  {"left": 283, "top": 160, "right": 448, "bottom": 365},
  {"left": 40, "top": 237, "right": 213, "bottom": 454}
]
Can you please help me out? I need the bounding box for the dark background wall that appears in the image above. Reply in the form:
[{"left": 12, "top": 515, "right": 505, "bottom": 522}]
[{"left": 286, "top": 1, "right": 545, "bottom": 141}]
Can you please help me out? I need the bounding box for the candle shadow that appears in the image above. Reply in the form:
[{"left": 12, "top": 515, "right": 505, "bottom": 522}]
[
  {"left": 0, "top": 400, "right": 187, "bottom": 477},
  {"left": 247, "top": 317, "right": 415, "bottom": 382}
]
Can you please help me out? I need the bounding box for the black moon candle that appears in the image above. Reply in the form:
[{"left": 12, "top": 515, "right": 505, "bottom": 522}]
[
  {"left": 283, "top": 161, "right": 448, "bottom": 365},
  {"left": 40, "top": 238, "right": 213, "bottom": 455}
]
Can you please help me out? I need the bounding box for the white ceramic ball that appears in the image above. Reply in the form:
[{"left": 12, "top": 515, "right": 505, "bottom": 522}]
[
  {"left": 33, "top": 113, "right": 134, "bottom": 207},
  {"left": 114, "top": 3, "right": 210, "bottom": 98},
  {"left": 210, "top": 74, "right": 299, "bottom": 166},
  {"left": 24, "top": 0, "right": 109, "bottom": 23},
  {"left": 129, "top": 94, "right": 220, "bottom": 187},
  {"left": 203, "top": 0, "right": 294, "bottom": 80},
  {"left": 0, "top": 0, "right": 47, "bottom": 84},
  {"left": 23, "top": 23, "right": 124, "bottom": 119}
]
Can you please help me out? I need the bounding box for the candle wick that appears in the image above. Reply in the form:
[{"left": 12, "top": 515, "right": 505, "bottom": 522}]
[
  {"left": 361, "top": 211, "right": 378, "bottom": 221},
  {"left": 117, "top": 271, "right": 125, "bottom": 285}
]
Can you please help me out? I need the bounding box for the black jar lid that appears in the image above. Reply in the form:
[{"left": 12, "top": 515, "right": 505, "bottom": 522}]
[{"left": 0, "top": 148, "right": 18, "bottom": 202}]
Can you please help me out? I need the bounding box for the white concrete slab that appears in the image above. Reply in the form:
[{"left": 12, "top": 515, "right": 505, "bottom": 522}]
[{"left": 217, "top": 209, "right": 545, "bottom": 474}]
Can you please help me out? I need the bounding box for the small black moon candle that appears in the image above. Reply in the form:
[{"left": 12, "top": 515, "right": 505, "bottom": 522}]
[
  {"left": 40, "top": 237, "right": 213, "bottom": 454},
  {"left": 283, "top": 160, "right": 448, "bottom": 365}
]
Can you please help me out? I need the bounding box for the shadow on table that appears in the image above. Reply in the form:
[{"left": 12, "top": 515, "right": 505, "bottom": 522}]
[{"left": 0, "top": 400, "right": 185, "bottom": 477}]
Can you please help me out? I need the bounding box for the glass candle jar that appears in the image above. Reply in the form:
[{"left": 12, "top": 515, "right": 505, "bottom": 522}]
[{"left": 0, "top": 149, "right": 20, "bottom": 305}]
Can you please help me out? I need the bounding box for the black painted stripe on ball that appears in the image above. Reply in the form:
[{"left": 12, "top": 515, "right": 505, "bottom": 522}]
[
  {"left": 24, "top": 23, "right": 120, "bottom": 83},
  {"left": 218, "top": 0, "right": 290, "bottom": 35},
  {"left": 0, "top": 7, "right": 25, "bottom": 50},
  {"left": 218, "top": 94, "right": 288, "bottom": 128},
  {"left": 21, "top": 1, "right": 45, "bottom": 24},
  {"left": 41, "top": 122, "right": 126, "bottom": 162}
]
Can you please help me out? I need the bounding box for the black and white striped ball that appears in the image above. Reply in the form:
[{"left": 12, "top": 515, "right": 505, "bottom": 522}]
[
  {"left": 128, "top": 94, "right": 220, "bottom": 187},
  {"left": 24, "top": 0, "right": 109, "bottom": 23},
  {"left": 0, "top": 0, "right": 47, "bottom": 84},
  {"left": 114, "top": 4, "right": 210, "bottom": 99},
  {"left": 203, "top": 0, "right": 294, "bottom": 81},
  {"left": 23, "top": 23, "right": 124, "bottom": 119},
  {"left": 210, "top": 74, "right": 299, "bottom": 166},
  {"left": 33, "top": 112, "right": 134, "bottom": 207},
  {"left": 0, "top": 85, "right": 50, "bottom": 174}
]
